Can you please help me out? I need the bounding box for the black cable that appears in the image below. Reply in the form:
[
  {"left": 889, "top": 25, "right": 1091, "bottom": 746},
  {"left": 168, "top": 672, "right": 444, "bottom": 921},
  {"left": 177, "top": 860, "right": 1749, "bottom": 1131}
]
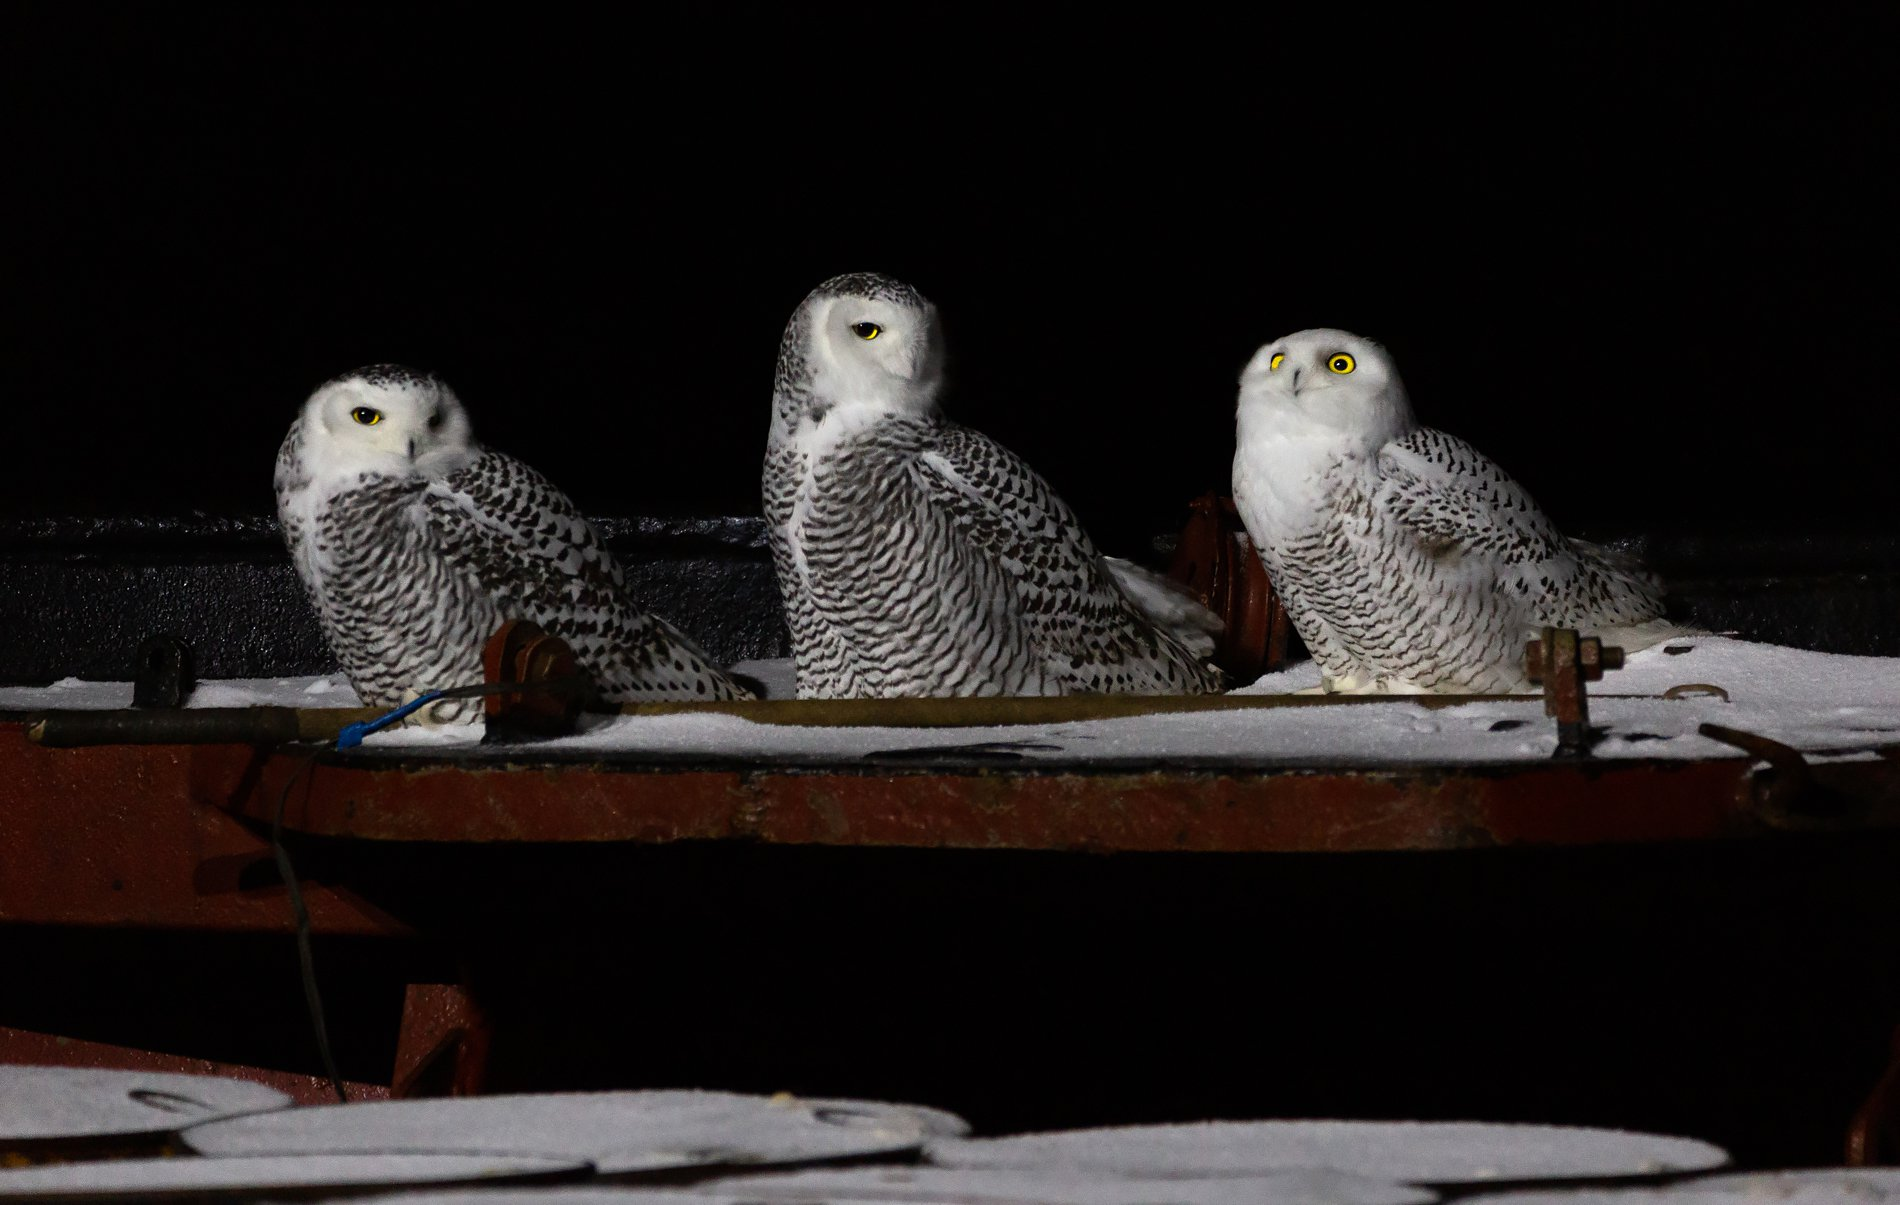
[
  {"left": 269, "top": 747, "right": 348, "bottom": 1104},
  {"left": 269, "top": 670, "right": 590, "bottom": 1101}
]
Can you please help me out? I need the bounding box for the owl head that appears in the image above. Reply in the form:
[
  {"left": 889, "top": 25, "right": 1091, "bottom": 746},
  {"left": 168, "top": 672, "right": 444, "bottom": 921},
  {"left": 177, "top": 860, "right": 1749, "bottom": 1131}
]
[
  {"left": 1237, "top": 329, "right": 1416, "bottom": 448},
  {"left": 295, "top": 365, "right": 477, "bottom": 480},
  {"left": 771, "top": 272, "right": 946, "bottom": 439}
]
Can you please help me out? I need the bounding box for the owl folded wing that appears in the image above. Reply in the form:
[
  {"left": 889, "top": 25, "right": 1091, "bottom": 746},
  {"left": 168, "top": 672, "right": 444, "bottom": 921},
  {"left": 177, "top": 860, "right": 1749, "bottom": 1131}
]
[
  {"left": 1374, "top": 429, "right": 1571, "bottom": 566},
  {"left": 422, "top": 451, "right": 625, "bottom": 617},
  {"left": 915, "top": 428, "right": 1221, "bottom": 689}
]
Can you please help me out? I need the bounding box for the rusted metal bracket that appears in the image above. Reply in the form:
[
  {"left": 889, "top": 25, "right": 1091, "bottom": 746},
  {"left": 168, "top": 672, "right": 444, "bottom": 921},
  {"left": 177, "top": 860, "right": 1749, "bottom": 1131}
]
[
  {"left": 1525, "top": 628, "right": 1625, "bottom": 759},
  {"left": 390, "top": 982, "right": 492, "bottom": 1099},
  {"left": 1697, "top": 722, "right": 1856, "bottom": 828},
  {"left": 478, "top": 620, "right": 589, "bottom": 741},
  {"left": 1848, "top": 1019, "right": 1900, "bottom": 1166},
  {"left": 1165, "top": 493, "right": 1294, "bottom": 682}
]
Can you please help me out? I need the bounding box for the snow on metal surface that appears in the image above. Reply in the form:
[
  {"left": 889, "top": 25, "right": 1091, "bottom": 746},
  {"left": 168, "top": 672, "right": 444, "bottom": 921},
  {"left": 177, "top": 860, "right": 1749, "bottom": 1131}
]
[
  {"left": 0, "top": 1152, "right": 582, "bottom": 1199},
  {"left": 542, "top": 637, "right": 1900, "bottom": 766},
  {"left": 181, "top": 1089, "right": 928, "bottom": 1174},
  {"left": 686, "top": 1164, "right": 1437, "bottom": 1204},
  {"left": 925, "top": 1121, "right": 1729, "bottom": 1186},
  {"left": 328, "top": 1163, "right": 1437, "bottom": 1205},
  {"left": 0, "top": 672, "right": 359, "bottom": 712},
  {"left": 1466, "top": 1166, "right": 1900, "bottom": 1200},
  {"left": 6, "top": 638, "right": 1895, "bottom": 767},
  {"left": 0, "top": 1065, "right": 291, "bottom": 1142}
]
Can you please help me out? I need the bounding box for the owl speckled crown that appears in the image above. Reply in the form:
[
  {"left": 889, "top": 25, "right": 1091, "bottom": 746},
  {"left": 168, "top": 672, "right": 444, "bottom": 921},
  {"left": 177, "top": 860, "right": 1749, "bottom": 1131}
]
[{"left": 323, "top": 364, "right": 441, "bottom": 391}]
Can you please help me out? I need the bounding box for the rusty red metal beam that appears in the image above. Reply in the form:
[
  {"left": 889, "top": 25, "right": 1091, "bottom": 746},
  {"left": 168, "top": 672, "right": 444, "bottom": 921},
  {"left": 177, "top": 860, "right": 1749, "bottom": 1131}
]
[
  {"left": 225, "top": 753, "right": 1799, "bottom": 850},
  {"left": 0, "top": 726, "right": 411, "bottom": 934},
  {"left": 7, "top": 721, "right": 1899, "bottom": 934}
]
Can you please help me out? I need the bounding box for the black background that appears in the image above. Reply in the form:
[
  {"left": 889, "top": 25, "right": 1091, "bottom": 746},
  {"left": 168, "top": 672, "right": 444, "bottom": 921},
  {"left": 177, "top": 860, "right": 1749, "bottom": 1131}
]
[{"left": 5, "top": 8, "right": 1897, "bottom": 551}]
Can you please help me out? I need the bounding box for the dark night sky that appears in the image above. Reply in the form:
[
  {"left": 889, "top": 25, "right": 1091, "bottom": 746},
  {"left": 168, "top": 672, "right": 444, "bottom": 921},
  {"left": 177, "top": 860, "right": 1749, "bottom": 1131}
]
[{"left": 5, "top": 8, "right": 1897, "bottom": 552}]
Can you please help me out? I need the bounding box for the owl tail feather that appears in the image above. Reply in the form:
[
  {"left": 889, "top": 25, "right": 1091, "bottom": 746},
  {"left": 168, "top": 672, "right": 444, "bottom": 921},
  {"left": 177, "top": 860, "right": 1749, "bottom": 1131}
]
[{"left": 1102, "top": 556, "right": 1225, "bottom": 661}]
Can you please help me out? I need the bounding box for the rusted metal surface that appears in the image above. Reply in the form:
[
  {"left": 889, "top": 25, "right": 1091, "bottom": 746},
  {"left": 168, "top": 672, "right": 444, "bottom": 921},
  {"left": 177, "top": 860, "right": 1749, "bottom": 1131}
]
[
  {"left": 0, "top": 724, "right": 411, "bottom": 934},
  {"left": 1848, "top": 1020, "right": 1900, "bottom": 1166},
  {"left": 480, "top": 620, "right": 588, "bottom": 736},
  {"left": 7, "top": 719, "right": 1900, "bottom": 931},
  {"left": 1526, "top": 627, "right": 1625, "bottom": 757},
  {"left": 0, "top": 1026, "right": 389, "bottom": 1107},
  {"left": 1165, "top": 493, "right": 1292, "bottom": 682},
  {"left": 25, "top": 707, "right": 381, "bottom": 748},
  {"left": 391, "top": 984, "right": 491, "bottom": 1099},
  {"left": 223, "top": 745, "right": 1864, "bottom": 852}
]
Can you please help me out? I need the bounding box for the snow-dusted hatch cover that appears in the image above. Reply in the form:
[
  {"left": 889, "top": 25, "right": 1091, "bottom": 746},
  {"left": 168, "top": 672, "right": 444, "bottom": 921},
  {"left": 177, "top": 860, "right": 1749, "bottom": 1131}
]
[
  {"left": 926, "top": 1122, "right": 1730, "bottom": 1186},
  {"left": 0, "top": 1152, "right": 583, "bottom": 1200},
  {"left": 687, "top": 1164, "right": 1438, "bottom": 1204},
  {"left": 0, "top": 1066, "right": 291, "bottom": 1143},
  {"left": 181, "top": 1089, "right": 933, "bottom": 1173},
  {"left": 1468, "top": 1167, "right": 1900, "bottom": 1201},
  {"left": 317, "top": 1167, "right": 1438, "bottom": 1205}
]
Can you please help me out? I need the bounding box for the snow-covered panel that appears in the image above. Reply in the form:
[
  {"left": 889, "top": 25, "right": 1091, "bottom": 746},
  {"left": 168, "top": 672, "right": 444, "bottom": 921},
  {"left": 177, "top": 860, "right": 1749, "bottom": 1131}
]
[
  {"left": 0, "top": 1065, "right": 291, "bottom": 1142},
  {"left": 328, "top": 1166, "right": 1437, "bottom": 1205},
  {"left": 0, "top": 1152, "right": 582, "bottom": 1199},
  {"left": 181, "top": 1089, "right": 926, "bottom": 1174},
  {"left": 1461, "top": 1166, "right": 1900, "bottom": 1201},
  {"left": 925, "top": 1121, "right": 1729, "bottom": 1186},
  {"left": 687, "top": 1164, "right": 1436, "bottom": 1205}
]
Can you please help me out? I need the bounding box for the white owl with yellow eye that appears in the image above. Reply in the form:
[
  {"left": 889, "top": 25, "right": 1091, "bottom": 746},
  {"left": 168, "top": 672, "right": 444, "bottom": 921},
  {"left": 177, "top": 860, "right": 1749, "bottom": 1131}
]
[
  {"left": 275, "top": 365, "right": 751, "bottom": 719},
  {"left": 1231, "top": 329, "right": 1676, "bottom": 694}
]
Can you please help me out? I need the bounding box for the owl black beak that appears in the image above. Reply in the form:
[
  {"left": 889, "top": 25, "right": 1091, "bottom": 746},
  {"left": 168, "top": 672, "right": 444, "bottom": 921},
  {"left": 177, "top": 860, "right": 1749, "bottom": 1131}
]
[
  {"left": 1290, "top": 367, "right": 1303, "bottom": 394},
  {"left": 407, "top": 438, "right": 417, "bottom": 458}
]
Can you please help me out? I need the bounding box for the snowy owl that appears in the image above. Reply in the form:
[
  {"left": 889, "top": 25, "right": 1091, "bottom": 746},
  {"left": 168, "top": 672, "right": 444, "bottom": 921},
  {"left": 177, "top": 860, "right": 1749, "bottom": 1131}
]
[
  {"left": 275, "top": 365, "right": 750, "bottom": 720},
  {"left": 1231, "top": 330, "right": 1674, "bottom": 694},
  {"left": 763, "top": 272, "right": 1225, "bottom": 699}
]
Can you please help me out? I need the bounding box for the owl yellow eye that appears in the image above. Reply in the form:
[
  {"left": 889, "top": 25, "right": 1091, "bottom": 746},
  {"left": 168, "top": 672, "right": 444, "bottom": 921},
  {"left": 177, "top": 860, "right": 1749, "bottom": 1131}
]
[
  {"left": 351, "top": 407, "right": 384, "bottom": 426},
  {"left": 1327, "top": 353, "right": 1356, "bottom": 375},
  {"left": 1269, "top": 353, "right": 1285, "bottom": 371},
  {"left": 850, "top": 322, "right": 881, "bottom": 340}
]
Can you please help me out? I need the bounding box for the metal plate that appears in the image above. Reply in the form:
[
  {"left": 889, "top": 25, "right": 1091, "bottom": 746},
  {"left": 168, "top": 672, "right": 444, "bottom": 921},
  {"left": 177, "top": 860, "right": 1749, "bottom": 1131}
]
[
  {"left": 927, "top": 1121, "right": 1730, "bottom": 1186},
  {"left": 0, "top": 1066, "right": 291, "bottom": 1143},
  {"left": 0, "top": 1152, "right": 583, "bottom": 1200},
  {"left": 182, "top": 1089, "right": 927, "bottom": 1174}
]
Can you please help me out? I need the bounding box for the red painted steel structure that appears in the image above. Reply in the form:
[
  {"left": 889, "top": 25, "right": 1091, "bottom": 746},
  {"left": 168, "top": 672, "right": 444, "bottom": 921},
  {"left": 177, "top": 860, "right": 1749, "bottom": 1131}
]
[
  {"left": 3, "top": 719, "right": 1898, "bottom": 1142},
  {"left": 4, "top": 717, "right": 1898, "bottom": 935}
]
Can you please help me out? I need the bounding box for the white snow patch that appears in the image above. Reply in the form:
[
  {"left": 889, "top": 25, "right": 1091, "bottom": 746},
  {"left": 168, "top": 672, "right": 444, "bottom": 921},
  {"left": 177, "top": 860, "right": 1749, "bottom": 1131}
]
[
  {"left": 181, "top": 1089, "right": 927, "bottom": 1174},
  {"left": 0, "top": 673, "right": 359, "bottom": 712},
  {"left": 694, "top": 1165, "right": 1436, "bottom": 1205},
  {"left": 359, "top": 721, "right": 486, "bottom": 749},
  {"left": 0, "top": 1065, "right": 290, "bottom": 1142},
  {"left": 536, "top": 638, "right": 1899, "bottom": 766},
  {"left": 0, "top": 1152, "right": 582, "bottom": 1195},
  {"left": 927, "top": 1120, "right": 1729, "bottom": 1185},
  {"left": 1467, "top": 1166, "right": 1900, "bottom": 1201}
]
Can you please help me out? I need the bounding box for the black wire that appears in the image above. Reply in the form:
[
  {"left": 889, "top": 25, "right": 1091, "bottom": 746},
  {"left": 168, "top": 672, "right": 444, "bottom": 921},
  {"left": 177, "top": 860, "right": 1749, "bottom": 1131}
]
[
  {"left": 269, "top": 747, "right": 348, "bottom": 1104},
  {"left": 267, "top": 671, "right": 588, "bottom": 1104}
]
